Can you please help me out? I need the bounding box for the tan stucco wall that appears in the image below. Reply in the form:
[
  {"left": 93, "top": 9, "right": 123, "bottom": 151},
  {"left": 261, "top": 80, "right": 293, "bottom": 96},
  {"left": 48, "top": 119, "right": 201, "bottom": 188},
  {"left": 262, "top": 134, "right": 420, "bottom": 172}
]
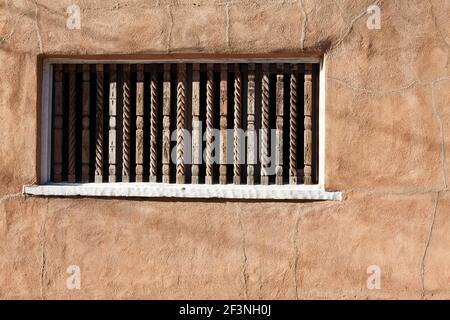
[{"left": 1, "top": 0, "right": 450, "bottom": 299}]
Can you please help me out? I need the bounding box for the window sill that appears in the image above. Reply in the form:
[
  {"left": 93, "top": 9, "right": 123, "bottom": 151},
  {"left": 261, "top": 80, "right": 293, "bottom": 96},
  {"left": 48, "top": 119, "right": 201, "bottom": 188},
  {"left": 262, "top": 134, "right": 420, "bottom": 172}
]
[{"left": 23, "top": 183, "right": 342, "bottom": 201}]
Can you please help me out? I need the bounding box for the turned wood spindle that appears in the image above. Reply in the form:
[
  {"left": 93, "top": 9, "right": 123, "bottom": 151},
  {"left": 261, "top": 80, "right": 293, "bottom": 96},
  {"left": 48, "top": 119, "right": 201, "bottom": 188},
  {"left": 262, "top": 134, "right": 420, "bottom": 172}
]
[
  {"left": 246, "top": 64, "right": 256, "bottom": 185},
  {"left": 176, "top": 63, "right": 186, "bottom": 184},
  {"left": 219, "top": 64, "right": 228, "bottom": 185},
  {"left": 53, "top": 64, "right": 64, "bottom": 182},
  {"left": 81, "top": 64, "right": 90, "bottom": 182},
  {"left": 275, "top": 63, "right": 284, "bottom": 185},
  {"left": 95, "top": 64, "right": 104, "bottom": 183},
  {"left": 135, "top": 64, "right": 144, "bottom": 182},
  {"left": 289, "top": 64, "right": 299, "bottom": 185},
  {"left": 233, "top": 64, "right": 242, "bottom": 185},
  {"left": 122, "top": 64, "right": 131, "bottom": 182},
  {"left": 108, "top": 64, "right": 117, "bottom": 183},
  {"left": 304, "top": 64, "right": 313, "bottom": 185},
  {"left": 68, "top": 64, "right": 77, "bottom": 183},
  {"left": 191, "top": 64, "right": 201, "bottom": 184},
  {"left": 162, "top": 64, "right": 171, "bottom": 183},
  {"left": 150, "top": 65, "right": 158, "bottom": 183},
  {"left": 260, "top": 64, "right": 270, "bottom": 185},
  {"left": 205, "top": 64, "right": 214, "bottom": 184}
]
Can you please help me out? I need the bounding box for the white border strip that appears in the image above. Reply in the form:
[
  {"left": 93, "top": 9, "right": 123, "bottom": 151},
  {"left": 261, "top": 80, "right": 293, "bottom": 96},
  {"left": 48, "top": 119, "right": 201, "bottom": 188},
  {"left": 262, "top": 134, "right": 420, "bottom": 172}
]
[{"left": 23, "top": 183, "right": 342, "bottom": 201}]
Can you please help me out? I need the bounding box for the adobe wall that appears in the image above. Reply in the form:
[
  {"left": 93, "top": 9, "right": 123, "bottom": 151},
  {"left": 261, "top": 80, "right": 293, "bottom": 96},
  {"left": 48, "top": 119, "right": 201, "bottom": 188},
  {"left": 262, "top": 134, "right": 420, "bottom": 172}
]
[{"left": 0, "top": 0, "right": 449, "bottom": 299}]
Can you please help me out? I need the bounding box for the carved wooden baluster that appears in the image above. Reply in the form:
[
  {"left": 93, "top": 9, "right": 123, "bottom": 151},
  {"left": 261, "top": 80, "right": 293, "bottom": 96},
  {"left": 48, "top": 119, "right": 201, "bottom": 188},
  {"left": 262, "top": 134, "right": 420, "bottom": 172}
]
[
  {"left": 219, "top": 64, "right": 228, "bottom": 185},
  {"left": 81, "top": 64, "right": 90, "bottom": 182},
  {"left": 135, "top": 64, "right": 144, "bottom": 182},
  {"left": 176, "top": 63, "right": 186, "bottom": 184},
  {"left": 122, "top": 64, "right": 131, "bottom": 182},
  {"left": 233, "top": 64, "right": 242, "bottom": 185},
  {"left": 150, "top": 65, "right": 158, "bottom": 183},
  {"left": 246, "top": 64, "right": 256, "bottom": 185},
  {"left": 68, "top": 64, "right": 77, "bottom": 183},
  {"left": 162, "top": 64, "right": 171, "bottom": 183},
  {"left": 95, "top": 64, "right": 104, "bottom": 183},
  {"left": 260, "top": 63, "right": 270, "bottom": 185},
  {"left": 191, "top": 64, "right": 201, "bottom": 184},
  {"left": 289, "top": 64, "right": 298, "bottom": 185},
  {"left": 304, "top": 64, "right": 313, "bottom": 184},
  {"left": 53, "top": 64, "right": 63, "bottom": 182},
  {"left": 275, "top": 63, "right": 284, "bottom": 185},
  {"left": 108, "top": 64, "right": 117, "bottom": 183},
  {"left": 205, "top": 64, "right": 214, "bottom": 184}
]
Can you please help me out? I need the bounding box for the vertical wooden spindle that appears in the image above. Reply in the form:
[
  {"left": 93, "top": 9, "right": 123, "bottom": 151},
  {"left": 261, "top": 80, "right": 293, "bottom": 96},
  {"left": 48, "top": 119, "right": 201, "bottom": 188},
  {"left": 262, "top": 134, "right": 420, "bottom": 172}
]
[
  {"left": 219, "top": 64, "right": 228, "bottom": 185},
  {"left": 246, "top": 64, "right": 256, "bottom": 185},
  {"left": 108, "top": 64, "right": 117, "bottom": 183},
  {"left": 150, "top": 65, "right": 158, "bottom": 183},
  {"left": 205, "top": 64, "right": 214, "bottom": 184},
  {"left": 122, "top": 64, "right": 131, "bottom": 182},
  {"left": 162, "top": 64, "right": 171, "bottom": 183},
  {"left": 260, "top": 63, "right": 270, "bottom": 185},
  {"left": 81, "top": 64, "right": 90, "bottom": 182},
  {"left": 68, "top": 64, "right": 77, "bottom": 183},
  {"left": 304, "top": 64, "right": 313, "bottom": 185},
  {"left": 191, "top": 63, "right": 201, "bottom": 184},
  {"left": 135, "top": 64, "right": 144, "bottom": 182},
  {"left": 275, "top": 64, "right": 284, "bottom": 185},
  {"left": 95, "top": 64, "right": 104, "bottom": 183},
  {"left": 233, "top": 64, "right": 242, "bottom": 185},
  {"left": 53, "top": 64, "right": 63, "bottom": 182},
  {"left": 289, "top": 65, "right": 298, "bottom": 185},
  {"left": 176, "top": 63, "right": 186, "bottom": 184}
]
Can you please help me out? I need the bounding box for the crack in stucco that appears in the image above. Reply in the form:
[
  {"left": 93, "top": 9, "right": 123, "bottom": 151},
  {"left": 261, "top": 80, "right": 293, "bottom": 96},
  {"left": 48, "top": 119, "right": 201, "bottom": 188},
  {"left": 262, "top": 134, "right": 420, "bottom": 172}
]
[
  {"left": 328, "top": 76, "right": 418, "bottom": 96},
  {"left": 430, "top": 83, "right": 449, "bottom": 189},
  {"left": 327, "top": 75, "right": 450, "bottom": 97},
  {"left": 237, "top": 211, "right": 249, "bottom": 299},
  {"left": 39, "top": 199, "right": 48, "bottom": 300},
  {"left": 292, "top": 211, "right": 300, "bottom": 299},
  {"left": 343, "top": 188, "right": 444, "bottom": 198},
  {"left": 216, "top": 0, "right": 297, "bottom": 5},
  {"left": 32, "top": 0, "right": 43, "bottom": 53},
  {"left": 257, "top": 272, "right": 262, "bottom": 300},
  {"left": 329, "top": 0, "right": 383, "bottom": 52},
  {"left": 298, "top": 0, "right": 307, "bottom": 50},
  {"left": 0, "top": 10, "right": 32, "bottom": 45},
  {"left": 0, "top": 192, "right": 22, "bottom": 204},
  {"left": 49, "top": 3, "right": 128, "bottom": 12},
  {"left": 0, "top": 21, "right": 17, "bottom": 45},
  {"left": 332, "top": 76, "right": 450, "bottom": 202},
  {"left": 74, "top": 0, "right": 297, "bottom": 12},
  {"left": 421, "top": 191, "right": 440, "bottom": 299}
]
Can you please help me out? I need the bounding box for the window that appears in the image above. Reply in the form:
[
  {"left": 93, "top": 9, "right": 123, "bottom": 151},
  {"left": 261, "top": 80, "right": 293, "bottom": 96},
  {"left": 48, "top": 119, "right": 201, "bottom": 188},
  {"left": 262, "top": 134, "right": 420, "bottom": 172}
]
[{"left": 25, "top": 58, "right": 341, "bottom": 201}]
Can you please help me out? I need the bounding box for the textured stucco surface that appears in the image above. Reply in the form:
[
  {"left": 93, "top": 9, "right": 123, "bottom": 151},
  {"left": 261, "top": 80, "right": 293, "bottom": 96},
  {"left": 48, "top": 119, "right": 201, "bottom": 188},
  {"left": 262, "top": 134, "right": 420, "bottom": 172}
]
[{"left": 0, "top": 0, "right": 450, "bottom": 299}]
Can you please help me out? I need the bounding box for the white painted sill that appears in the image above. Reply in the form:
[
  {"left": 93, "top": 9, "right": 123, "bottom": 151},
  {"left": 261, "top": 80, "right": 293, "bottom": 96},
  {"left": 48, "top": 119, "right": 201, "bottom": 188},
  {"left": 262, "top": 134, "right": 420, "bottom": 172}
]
[{"left": 23, "top": 183, "right": 342, "bottom": 201}]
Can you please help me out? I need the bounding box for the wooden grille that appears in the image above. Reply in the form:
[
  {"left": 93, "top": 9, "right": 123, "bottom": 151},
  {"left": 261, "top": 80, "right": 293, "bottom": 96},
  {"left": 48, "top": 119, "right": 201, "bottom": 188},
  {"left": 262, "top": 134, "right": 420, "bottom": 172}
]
[{"left": 51, "top": 62, "right": 319, "bottom": 185}]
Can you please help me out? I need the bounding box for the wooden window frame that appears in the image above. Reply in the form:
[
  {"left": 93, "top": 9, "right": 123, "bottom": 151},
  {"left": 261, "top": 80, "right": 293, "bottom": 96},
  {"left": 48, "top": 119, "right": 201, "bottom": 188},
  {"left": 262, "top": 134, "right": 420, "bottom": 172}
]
[{"left": 24, "top": 56, "right": 341, "bottom": 201}]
